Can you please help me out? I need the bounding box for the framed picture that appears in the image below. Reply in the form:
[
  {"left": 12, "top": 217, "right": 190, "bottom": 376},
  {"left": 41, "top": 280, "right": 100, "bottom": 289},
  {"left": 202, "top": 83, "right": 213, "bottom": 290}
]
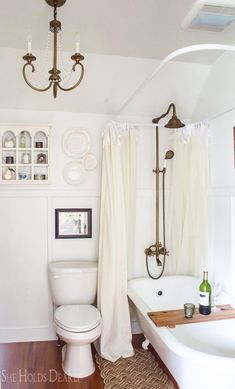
[{"left": 55, "top": 208, "right": 92, "bottom": 239}]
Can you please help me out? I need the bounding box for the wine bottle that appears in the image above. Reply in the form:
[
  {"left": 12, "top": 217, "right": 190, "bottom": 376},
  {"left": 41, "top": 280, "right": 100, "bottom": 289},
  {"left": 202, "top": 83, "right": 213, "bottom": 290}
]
[{"left": 199, "top": 270, "right": 211, "bottom": 315}]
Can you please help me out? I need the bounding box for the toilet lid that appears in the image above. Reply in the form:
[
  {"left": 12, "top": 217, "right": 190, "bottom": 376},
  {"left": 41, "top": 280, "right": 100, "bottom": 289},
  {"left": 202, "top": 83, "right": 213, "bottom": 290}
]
[{"left": 55, "top": 305, "right": 101, "bottom": 332}]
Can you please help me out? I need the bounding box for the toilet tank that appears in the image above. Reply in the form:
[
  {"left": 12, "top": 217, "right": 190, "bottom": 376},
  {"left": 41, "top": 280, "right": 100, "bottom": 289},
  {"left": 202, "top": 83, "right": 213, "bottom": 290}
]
[{"left": 49, "top": 260, "right": 98, "bottom": 305}]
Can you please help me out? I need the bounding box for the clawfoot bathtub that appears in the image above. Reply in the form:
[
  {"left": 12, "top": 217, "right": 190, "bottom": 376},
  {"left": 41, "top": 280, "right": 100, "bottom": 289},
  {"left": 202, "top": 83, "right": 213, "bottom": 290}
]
[{"left": 128, "top": 275, "right": 235, "bottom": 389}]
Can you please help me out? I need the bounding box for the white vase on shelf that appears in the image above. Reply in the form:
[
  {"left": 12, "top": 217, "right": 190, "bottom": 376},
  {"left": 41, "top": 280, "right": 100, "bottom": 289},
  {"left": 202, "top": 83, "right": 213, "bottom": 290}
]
[
  {"left": 4, "top": 168, "right": 15, "bottom": 180},
  {"left": 4, "top": 138, "right": 15, "bottom": 148}
]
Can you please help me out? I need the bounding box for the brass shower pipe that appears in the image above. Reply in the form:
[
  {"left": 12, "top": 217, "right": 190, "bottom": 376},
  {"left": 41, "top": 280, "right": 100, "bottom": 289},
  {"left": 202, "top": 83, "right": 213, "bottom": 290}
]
[{"left": 145, "top": 103, "right": 185, "bottom": 279}]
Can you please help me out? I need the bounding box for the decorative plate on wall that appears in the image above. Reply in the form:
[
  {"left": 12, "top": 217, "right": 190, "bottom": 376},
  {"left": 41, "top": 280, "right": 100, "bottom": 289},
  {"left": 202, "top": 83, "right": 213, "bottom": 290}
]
[
  {"left": 62, "top": 128, "right": 90, "bottom": 158},
  {"left": 83, "top": 153, "right": 98, "bottom": 171},
  {"left": 63, "top": 161, "right": 85, "bottom": 185}
]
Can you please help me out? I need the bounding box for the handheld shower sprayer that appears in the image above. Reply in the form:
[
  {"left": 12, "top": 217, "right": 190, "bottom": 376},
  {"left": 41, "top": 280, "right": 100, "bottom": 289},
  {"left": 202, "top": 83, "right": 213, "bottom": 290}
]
[
  {"left": 164, "top": 150, "right": 174, "bottom": 168},
  {"left": 145, "top": 104, "right": 184, "bottom": 280},
  {"left": 165, "top": 150, "right": 174, "bottom": 160}
]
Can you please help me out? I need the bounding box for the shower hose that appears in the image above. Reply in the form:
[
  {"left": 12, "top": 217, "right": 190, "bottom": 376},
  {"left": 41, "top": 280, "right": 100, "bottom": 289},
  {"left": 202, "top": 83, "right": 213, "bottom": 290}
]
[{"left": 146, "top": 168, "right": 167, "bottom": 279}]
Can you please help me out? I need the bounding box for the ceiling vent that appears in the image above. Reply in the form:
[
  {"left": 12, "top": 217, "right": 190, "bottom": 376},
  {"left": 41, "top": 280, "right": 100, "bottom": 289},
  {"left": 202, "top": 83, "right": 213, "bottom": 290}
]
[{"left": 182, "top": 0, "right": 235, "bottom": 32}]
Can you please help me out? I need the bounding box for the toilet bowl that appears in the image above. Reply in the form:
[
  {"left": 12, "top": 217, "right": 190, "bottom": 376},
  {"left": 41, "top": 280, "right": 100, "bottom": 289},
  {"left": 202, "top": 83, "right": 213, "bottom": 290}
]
[
  {"left": 48, "top": 260, "right": 101, "bottom": 378},
  {"left": 55, "top": 305, "right": 102, "bottom": 378}
]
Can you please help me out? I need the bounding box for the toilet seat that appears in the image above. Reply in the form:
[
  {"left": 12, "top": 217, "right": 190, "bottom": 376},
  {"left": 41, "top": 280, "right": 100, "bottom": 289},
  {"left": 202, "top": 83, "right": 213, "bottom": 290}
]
[{"left": 55, "top": 305, "right": 101, "bottom": 333}]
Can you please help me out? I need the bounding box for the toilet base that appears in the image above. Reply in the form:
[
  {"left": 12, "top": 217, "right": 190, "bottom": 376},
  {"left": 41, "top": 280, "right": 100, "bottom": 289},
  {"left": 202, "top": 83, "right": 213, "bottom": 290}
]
[
  {"left": 55, "top": 317, "right": 102, "bottom": 379},
  {"left": 62, "top": 344, "right": 95, "bottom": 378}
]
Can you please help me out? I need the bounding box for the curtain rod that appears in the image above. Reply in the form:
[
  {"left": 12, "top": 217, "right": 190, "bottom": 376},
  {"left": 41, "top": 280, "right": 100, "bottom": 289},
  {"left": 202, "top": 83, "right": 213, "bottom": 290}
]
[
  {"left": 114, "top": 103, "right": 235, "bottom": 128},
  {"left": 109, "top": 44, "right": 235, "bottom": 126}
]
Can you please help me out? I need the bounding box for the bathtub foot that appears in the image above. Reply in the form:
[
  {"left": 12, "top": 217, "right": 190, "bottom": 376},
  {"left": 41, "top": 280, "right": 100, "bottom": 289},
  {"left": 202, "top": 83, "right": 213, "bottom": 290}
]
[{"left": 142, "top": 337, "right": 150, "bottom": 350}]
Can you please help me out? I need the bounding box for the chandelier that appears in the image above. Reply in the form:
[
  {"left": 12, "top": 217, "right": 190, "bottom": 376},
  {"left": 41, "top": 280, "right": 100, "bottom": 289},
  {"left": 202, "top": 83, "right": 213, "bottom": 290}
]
[{"left": 22, "top": 0, "right": 84, "bottom": 98}]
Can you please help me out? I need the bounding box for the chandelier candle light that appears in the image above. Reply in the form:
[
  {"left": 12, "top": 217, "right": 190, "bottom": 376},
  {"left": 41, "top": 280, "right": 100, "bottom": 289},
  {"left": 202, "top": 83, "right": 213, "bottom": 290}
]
[{"left": 22, "top": 0, "right": 84, "bottom": 98}]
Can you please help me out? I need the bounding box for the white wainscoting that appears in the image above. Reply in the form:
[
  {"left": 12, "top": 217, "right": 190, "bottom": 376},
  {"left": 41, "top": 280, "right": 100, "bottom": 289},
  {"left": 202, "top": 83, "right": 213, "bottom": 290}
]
[
  {"left": 0, "top": 195, "right": 55, "bottom": 342},
  {"left": 210, "top": 192, "right": 235, "bottom": 296},
  {"left": 0, "top": 192, "right": 101, "bottom": 342}
]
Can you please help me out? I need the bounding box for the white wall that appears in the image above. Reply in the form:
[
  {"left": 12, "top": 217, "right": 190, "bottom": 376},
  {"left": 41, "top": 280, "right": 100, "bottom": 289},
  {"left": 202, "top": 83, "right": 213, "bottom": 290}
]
[
  {"left": 207, "top": 113, "right": 235, "bottom": 296},
  {"left": 0, "top": 109, "right": 104, "bottom": 342},
  {"left": 194, "top": 52, "right": 235, "bottom": 296},
  {"left": 0, "top": 47, "right": 212, "bottom": 342},
  {"left": 0, "top": 108, "right": 177, "bottom": 340},
  {"left": 0, "top": 196, "right": 50, "bottom": 341}
]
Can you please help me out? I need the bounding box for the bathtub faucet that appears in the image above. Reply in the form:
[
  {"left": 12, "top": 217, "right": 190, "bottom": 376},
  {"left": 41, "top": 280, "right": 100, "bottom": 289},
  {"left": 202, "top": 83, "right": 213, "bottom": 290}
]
[
  {"left": 144, "top": 243, "right": 169, "bottom": 266},
  {"left": 156, "top": 257, "right": 162, "bottom": 267}
]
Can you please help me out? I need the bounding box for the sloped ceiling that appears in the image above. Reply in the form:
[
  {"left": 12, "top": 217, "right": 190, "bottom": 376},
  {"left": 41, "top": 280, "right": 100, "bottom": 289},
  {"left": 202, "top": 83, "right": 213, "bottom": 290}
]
[
  {"left": 0, "top": 48, "right": 211, "bottom": 118},
  {"left": 193, "top": 51, "right": 235, "bottom": 121},
  {"left": 1, "top": 0, "right": 235, "bottom": 64},
  {"left": 1, "top": 0, "right": 233, "bottom": 117}
]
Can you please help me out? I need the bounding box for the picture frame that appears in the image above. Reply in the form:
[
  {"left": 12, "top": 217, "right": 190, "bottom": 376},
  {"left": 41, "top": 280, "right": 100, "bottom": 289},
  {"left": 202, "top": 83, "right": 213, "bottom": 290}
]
[{"left": 55, "top": 208, "right": 92, "bottom": 239}]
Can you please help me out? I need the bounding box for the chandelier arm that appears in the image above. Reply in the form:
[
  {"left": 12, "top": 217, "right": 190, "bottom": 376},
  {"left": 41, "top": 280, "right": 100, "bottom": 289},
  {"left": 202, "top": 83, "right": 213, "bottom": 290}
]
[
  {"left": 22, "top": 1, "right": 85, "bottom": 97},
  {"left": 57, "top": 63, "right": 84, "bottom": 91},
  {"left": 72, "top": 60, "right": 84, "bottom": 72},
  {"left": 23, "top": 64, "right": 53, "bottom": 92}
]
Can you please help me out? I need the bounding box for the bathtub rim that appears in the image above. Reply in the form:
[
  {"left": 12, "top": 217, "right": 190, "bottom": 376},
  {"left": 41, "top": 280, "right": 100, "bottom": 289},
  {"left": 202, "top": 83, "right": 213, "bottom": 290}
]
[{"left": 128, "top": 275, "right": 235, "bottom": 368}]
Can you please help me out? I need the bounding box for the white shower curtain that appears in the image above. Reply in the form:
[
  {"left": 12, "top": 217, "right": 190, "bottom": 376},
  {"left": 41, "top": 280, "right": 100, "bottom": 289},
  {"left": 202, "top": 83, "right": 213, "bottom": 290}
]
[
  {"left": 166, "top": 122, "right": 211, "bottom": 277},
  {"left": 96, "top": 123, "right": 136, "bottom": 362}
]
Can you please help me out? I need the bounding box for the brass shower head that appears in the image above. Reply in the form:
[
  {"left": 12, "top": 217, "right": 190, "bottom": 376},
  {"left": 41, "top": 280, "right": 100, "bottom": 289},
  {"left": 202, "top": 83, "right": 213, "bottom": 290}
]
[
  {"left": 165, "top": 113, "right": 185, "bottom": 129},
  {"left": 152, "top": 103, "right": 185, "bottom": 128}
]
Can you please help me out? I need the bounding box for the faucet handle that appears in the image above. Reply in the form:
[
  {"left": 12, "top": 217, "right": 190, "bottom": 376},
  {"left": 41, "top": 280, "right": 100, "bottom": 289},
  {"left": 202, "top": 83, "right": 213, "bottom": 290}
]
[
  {"left": 158, "top": 246, "right": 169, "bottom": 256},
  {"left": 144, "top": 244, "right": 157, "bottom": 256}
]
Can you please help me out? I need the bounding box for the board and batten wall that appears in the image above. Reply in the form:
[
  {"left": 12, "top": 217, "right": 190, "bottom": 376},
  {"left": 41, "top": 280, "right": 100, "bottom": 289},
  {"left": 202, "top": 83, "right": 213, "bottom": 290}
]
[
  {"left": 0, "top": 48, "right": 214, "bottom": 342},
  {"left": 0, "top": 107, "right": 173, "bottom": 341},
  {"left": 0, "top": 104, "right": 154, "bottom": 342},
  {"left": 193, "top": 52, "right": 235, "bottom": 297},
  {"left": 207, "top": 113, "right": 235, "bottom": 296},
  {"left": 0, "top": 109, "right": 103, "bottom": 342},
  {"left": 0, "top": 106, "right": 234, "bottom": 341}
]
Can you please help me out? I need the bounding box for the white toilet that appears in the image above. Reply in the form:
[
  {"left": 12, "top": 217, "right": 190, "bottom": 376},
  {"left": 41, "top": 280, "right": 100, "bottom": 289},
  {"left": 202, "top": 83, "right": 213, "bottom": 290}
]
[{"left": 49, "top": 260, "right": 102, "bottom": 378}]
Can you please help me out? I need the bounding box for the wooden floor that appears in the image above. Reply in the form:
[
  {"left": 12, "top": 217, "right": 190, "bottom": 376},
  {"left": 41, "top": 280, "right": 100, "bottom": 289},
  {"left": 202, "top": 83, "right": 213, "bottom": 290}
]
[{"left": 0, "top": 335, "right": 179, "bottom": 388}]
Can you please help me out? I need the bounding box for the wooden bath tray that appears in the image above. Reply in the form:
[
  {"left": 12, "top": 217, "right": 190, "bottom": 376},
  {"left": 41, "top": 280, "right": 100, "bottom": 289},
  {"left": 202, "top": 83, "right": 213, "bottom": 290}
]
[{"left": 148, "top": 305, "right": 235, "bottom": 328}]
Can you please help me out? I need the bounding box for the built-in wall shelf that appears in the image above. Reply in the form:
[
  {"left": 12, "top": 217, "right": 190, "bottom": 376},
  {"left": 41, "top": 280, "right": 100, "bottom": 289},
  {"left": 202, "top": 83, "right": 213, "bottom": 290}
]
[{"left": 0, "top": 124, "right": 50, "bottom": 183}]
